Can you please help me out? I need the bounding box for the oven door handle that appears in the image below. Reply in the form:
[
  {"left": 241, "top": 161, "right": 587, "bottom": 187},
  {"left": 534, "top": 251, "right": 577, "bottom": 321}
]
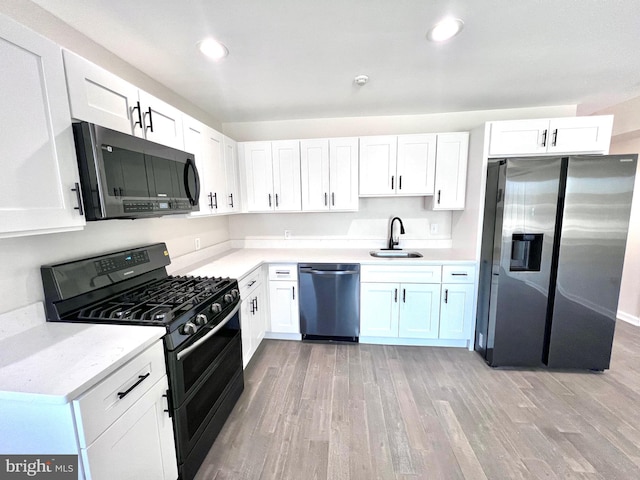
[{"left": 176, "top": 302, "right": 240, "bottom": 361}]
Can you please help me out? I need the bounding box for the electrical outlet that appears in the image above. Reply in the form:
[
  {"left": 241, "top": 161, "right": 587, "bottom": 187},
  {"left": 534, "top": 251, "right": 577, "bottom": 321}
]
[
  {"left": 430, "top": 223, "right": 439, "bottom": 234},
  {"left": 194, "top": 237, "right": 201, "bottom": 250},
  {"left": 284, "top": 230, "right": 292, "bottom": 239}
]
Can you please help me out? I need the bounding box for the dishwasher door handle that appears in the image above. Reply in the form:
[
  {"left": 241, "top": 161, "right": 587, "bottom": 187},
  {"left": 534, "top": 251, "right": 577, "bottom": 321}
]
[{"left": 305, "top": 269, "right": 359, "bottom": 275}]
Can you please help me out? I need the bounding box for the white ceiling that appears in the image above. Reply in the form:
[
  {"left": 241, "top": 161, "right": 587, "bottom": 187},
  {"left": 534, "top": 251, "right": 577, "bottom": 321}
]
[{"left": 32, "top": 0, "right": 640, "bottom": 123}]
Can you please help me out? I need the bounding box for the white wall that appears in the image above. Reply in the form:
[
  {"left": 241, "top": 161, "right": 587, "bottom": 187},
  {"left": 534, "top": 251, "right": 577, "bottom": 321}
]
[
  {"left": 225, "top": 105, "right": 577, "bottom": 253},
  {"left": 0, "top": 216, "right": 229, "bottom": 315}
]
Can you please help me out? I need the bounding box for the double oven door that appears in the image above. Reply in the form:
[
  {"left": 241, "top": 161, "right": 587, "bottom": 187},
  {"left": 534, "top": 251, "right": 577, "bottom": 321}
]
[{"left": 165, "top": 301, "right": 244, "bottom": 480}]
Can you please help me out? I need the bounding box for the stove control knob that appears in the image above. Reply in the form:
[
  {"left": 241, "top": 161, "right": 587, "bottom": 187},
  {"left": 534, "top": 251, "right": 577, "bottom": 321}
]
[
  {"left": 224, "top": 293, "right": 233, "bottom": 303},
  {"left": 211, "top": 303, "right": 222, "bottom": 313},
  {"left": 195, "top": 314, "right": 208, "bottom": 326},
  {"left": 231, "top": 289, "right": 240, "bottom": 299},
  {"left": 181, "top": 321, "right": 198, "bottom": 335}
]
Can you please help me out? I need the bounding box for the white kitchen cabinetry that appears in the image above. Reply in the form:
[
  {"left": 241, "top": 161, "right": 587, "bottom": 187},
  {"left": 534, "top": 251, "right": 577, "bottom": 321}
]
[
  {"left": 239, "top": 267, "right": 267, "bottom": 367},
  {"left": 300, "top": 138, "right": 359, "bottom": 211},
  {"left": 439, "top": 265, "right": 476, "bottom": 340},
  {"left": 241, "top": 141, "right": 302, "bottom": 212},
  {"left": 359, "top": 135, "right": 398, "bottom": 196},
  {"left": 0, "top": 14, "right": 86, "bottom": 238},
  {"left": 223, "top": 136, "right": 241, "bottom": 213},
  {"left": 0, "top": 339, "right": 178, "bottom": 480},
  {"left": 268, "top": 264, "right": 300, "bottom": 335},
  {"left": 63, "top": 50, "right": 184, "bottom": 149},
  {"left": 433, "top": 132, "right": 470, "bottom": 210},
  {"left": 487, "top": 116, "right": 613, "bottom": 157},
  {"left": 360, "top": 265, "right": 441, "bottom": 339}
]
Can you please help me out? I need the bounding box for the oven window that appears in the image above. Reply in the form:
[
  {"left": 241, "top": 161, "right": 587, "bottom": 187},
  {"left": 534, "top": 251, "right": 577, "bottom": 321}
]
[{"left": 181, "top": 329, "right": 237, "bottom": 394}]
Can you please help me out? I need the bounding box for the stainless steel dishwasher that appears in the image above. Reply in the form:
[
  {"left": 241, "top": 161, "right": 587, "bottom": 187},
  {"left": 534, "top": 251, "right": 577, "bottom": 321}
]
[{"left": 298, "top": 263, "right": 360, "bottom": 341}]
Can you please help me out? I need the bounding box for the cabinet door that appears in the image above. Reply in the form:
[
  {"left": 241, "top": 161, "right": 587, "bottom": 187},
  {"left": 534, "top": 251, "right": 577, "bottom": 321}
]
[
  {"left": 398, "top": 283, "right": 441, "bottom": 339},
  {"left": 183, "top": 117, "right": 213, "bottom": 216},
  {"left": 1, "top": 17, "right": 85, "bottom": 238},
  {"left": 62, "top": 49, "right": 138, "bottom": 135},
  {"left": 360, "top": 283, "right": 399, "bottom": 337},
  {"left": 439, "top": 283, "right": 474, "bottom": 340},
  {"left": 396, "top": 134, "right": 437, "bottom": 195},
  {"left": 329, "top": 137, "right": 359, "bottom": 210},
  {"left": 488, "top": 119, "right": 550, "bottom": 156},
  {"left": 253, "top": 280, "right": 268, "bottom": 347},
  {"left": 300, "top": 139, "right": 330, "bottom": 211},
  {"left": 433, "top": 132, "right": 469, "bottom": 210},
  {"left": 203, "top": 127, "right": 226, "bottom": 214},
  {"left": 240, "top": 295, "right": 254, "bottom": 368},
  {"left": 242, "top": 142, "right": 274, "bottom": 212},
  {"left": 268, "top": 280, "right": 299, "bottom": 333},
  {"left": 547, "top": 116, "right": 613, "bottom": 154},
  {"left": 82, "top": 376, "right": 178, "bottom": 480},
  {"left": 137, "top": 90, "right": 184, "bottom": 149},
  {"left": 223, "top": 136, "right": 241, "bottom": 213},
  {"left": 272, "top": 140, "right": 302, "bottom": 211},
  {"left": 359, "top": 136, "right": 397, "bottom": 196}
]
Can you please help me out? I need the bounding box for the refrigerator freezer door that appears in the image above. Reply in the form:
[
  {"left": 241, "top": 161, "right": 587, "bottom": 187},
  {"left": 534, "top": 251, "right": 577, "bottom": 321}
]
[
  {"left": 546, "top": 155, "right": 637, "bottom": 369},
  {"left": 489, "top": 157, "right": 563, "bottom": 366}
]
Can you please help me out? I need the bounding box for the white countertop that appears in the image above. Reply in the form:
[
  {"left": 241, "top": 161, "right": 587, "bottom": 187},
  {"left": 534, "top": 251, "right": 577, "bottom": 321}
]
[
  {"left": 177, "top": 247, "right": 476, "bottom": 280},
  {"left": 0, "top": 322, "right": 165, "bottom": 404}
]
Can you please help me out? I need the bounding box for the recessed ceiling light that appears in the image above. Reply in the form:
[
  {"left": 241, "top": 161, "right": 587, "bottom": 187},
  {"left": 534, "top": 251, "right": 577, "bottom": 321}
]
[
  {"left": 354, "top": 75, "right": 369, "bottom": 86},
  {"left": 198, "top": 38, "right": 229, "bottom": 60},
  {"left": 426, "top": 17, "right": 464, "bottom": 42}
]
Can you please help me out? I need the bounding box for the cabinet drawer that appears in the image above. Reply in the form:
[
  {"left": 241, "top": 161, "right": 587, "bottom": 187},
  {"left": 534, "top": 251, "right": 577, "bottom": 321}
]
[
  {"left": 442, "top": 265, "right": 476, "bottom": 283},
  {"left": 268, "top": 264, "right": 298, "bottom": 281},
  {"left": 239, "top": 267, "right": 263, "bottom": 296},
  {"left": 361, "top": 265, "right": 441, "bottom": 283},
  {"left": 73, "top": 340, "right": 166, "bottom": 448}
]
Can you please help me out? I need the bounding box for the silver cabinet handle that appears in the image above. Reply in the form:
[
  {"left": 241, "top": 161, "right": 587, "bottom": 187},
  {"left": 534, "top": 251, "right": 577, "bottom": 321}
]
[{"left": 176, "top": 303, "right": 240, "bottom": 361}]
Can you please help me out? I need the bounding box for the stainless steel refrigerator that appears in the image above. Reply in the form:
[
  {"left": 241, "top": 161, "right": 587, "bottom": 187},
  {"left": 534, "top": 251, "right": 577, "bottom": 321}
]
[{"left": 475, "top": 154, "right": 637, "bottom": 370}]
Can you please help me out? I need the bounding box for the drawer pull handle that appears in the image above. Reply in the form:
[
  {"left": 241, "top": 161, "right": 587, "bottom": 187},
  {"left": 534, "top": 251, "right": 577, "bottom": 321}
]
[
  {"left": 117, "top": 373, "right": 151, "bottom": 399},
  {"left": 247, "top": 280, "right": 256, "bottom": 287},
  {"left": 276, "top": 270, "right": 289, "bottom": 275},
  {"left": 451, "top": 273, "right": 468, "bottom": 276}
]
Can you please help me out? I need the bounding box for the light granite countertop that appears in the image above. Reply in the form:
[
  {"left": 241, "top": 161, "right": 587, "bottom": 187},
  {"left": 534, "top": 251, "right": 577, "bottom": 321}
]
[
  {"left": 0, "top": 321, "right": 165, "bottom": 404},
  {"left": 175, "top": 247, "right": 477, "bottom": 280}
]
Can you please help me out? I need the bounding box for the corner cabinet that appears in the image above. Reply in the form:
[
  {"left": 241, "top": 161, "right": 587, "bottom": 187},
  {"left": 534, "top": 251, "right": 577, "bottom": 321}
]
[
  {"left": 487, "top": 116, "right": 613, "bottom": 157},
  {"left": 300, "top": 138, "right": 359, "bottom": 211},
  {"left": 63, "top": 50, "right": 184, "bottom": 149},
  {"left": 0, "top": 14, "right": 85, "bottom": 238},
  {"left": 360, "top": 264, "right": 476, "bottom": 347},
  {"left": 240, "top": 141, "right": 302, "bottom": 212}
]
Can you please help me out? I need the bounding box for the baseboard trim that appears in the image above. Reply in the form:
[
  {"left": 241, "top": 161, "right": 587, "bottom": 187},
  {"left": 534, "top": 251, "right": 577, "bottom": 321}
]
[{"left": 618, "top": 311, "right": 640, "bottom": 326}]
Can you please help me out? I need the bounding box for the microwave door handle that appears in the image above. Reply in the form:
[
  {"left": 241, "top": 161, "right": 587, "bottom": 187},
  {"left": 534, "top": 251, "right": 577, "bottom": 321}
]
[
  {"left": 176, "top": 302, "right": 240, "bottom": 361},
  {"left": 184, "top": 158, "right": 200, "bottom": 206}
]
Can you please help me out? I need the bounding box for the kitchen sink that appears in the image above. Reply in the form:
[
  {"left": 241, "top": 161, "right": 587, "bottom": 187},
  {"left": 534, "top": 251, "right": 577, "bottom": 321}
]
[{"left": 369, "top": 250, "right": 423, "bottom": 258}]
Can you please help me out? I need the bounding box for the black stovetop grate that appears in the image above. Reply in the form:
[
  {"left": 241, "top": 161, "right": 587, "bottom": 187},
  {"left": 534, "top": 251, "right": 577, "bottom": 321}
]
[{"left": 71, "top": 275, "right": 231, "bottom": 325}]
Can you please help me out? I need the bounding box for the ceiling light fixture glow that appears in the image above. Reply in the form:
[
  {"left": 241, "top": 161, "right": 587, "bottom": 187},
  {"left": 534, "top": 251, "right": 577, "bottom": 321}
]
[
  {"left": 426, "top": 17, "right": 464, "bottom": 42},
  {"left": 198, "top": 38, "right": 229, "bottom": 60}
]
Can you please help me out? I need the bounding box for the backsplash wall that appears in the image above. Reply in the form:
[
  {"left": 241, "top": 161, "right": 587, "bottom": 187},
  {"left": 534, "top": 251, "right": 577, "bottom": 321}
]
[{"left": 0, "top": 216, "right": 230, "bottom": 316}]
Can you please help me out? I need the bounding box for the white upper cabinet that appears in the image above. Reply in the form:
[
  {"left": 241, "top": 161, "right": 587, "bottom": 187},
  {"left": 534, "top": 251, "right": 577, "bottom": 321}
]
[
  {"left": 433, "top": 132, "right": 470, "bottom": 210},
  {"left": 0, "top": 14, "right": 85, "bottom": 238},
  {"left": 487, "top": 116, "right": 613, "bottom": 156},
  {"left": 359, "top": 134, "right": 440, "bottom": 197},
  {"left": 241, "top": 141, "right": 301, "bottom": 212},
  {"left": 300, "top": 137, "right": 359, "bottom": 211},
  {"left": 359, "top": 136, "right": 398, "bottom": 195},
  {"left": 63, "top": 50, "right": 184, "bottom": 149},
  {"left": 396, "top": 134, "right": 437, "bottom": 195},
  {"left": 223, "top": 136, "right": 241, "bottom": 213}
]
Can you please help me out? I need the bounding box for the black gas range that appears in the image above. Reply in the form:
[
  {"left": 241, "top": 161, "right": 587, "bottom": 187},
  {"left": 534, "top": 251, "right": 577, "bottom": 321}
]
[{"left": 41, "top": 243, "right": 244, "bottom": 480}]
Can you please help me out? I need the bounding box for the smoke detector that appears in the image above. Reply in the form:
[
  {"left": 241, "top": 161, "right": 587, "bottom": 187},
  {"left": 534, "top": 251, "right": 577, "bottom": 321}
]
[{"left": 354, "top": 75, "right": 369, "bottom": 86}]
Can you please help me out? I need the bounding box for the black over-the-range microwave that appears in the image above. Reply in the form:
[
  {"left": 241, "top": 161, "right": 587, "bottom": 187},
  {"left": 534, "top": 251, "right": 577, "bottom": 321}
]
[{"left": 72, "top": 122, "right": 200, "bottom": 220}]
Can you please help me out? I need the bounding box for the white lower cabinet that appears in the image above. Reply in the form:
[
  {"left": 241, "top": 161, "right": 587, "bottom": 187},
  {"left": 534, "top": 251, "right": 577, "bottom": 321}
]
[
  {"left": 360, "top": 264, "right": 475, "bottom": 346},
  {"left": 268, "top": 264, "right": 300, "bottom": 335},
  {"left": 239, "top": 266, "right": 267, "bottom": 368}
]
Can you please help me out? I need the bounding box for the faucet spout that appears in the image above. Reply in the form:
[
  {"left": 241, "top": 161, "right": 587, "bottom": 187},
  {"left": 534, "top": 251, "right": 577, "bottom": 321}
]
[{"left": 388, "top": 217, "right": 405, "bottom": 250}]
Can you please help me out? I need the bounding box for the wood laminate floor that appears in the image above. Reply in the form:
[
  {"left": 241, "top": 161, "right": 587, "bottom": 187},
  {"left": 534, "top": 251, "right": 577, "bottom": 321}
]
[{"left": 195, "top": 322, "right": 640, "bottom": 479}]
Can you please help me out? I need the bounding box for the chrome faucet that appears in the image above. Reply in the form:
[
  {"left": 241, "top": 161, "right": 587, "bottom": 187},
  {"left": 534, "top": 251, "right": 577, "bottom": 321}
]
[{"left": 387, "top": 217, "right": 405, "bottom": 250}]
